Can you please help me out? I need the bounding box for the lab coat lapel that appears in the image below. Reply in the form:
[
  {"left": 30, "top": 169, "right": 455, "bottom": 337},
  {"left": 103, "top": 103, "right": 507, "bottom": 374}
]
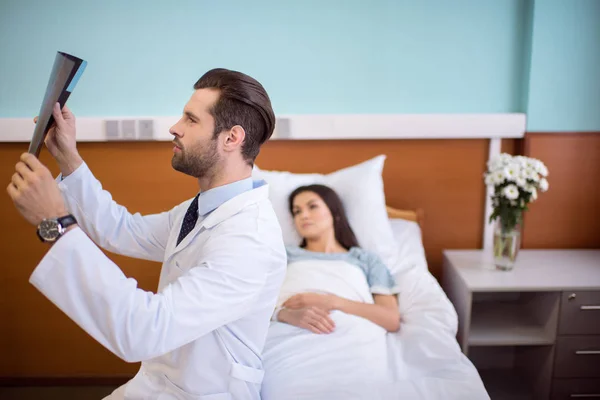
[{"left": 166, "top": 184, "right": 269, "bottom": 261}]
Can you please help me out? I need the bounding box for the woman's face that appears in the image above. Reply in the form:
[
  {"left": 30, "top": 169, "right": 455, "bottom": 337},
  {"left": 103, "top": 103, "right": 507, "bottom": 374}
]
[{"left": 292, "top": 191, "right": 334, "bottom": 241}]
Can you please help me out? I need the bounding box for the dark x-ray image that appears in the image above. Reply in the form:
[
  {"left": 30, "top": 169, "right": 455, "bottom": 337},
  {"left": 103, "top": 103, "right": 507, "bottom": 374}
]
[{"left": 28, "top": 51, "right": 87, "bottom": 157}]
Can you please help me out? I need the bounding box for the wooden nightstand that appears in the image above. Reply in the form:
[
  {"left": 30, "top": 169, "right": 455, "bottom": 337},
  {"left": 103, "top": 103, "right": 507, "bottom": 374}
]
[{"left": 442, "top": 250, "right": 600, "bottom": 400}]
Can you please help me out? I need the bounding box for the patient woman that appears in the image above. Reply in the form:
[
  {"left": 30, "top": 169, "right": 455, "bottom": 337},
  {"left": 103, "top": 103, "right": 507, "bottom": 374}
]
[{"left": 273, "top": 184, "right": 400, "bottom": 334}]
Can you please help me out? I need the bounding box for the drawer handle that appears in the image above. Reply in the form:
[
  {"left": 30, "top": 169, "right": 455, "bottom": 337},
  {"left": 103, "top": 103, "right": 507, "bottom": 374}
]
[
  {"left": 575, "top": 350, "right": 600, "bottom": 355},
  {"left": 570, "top": 395, "right": 600, "bottom": 398},
  {"left": 580, "top": 305, "right": 600, "bottom": 310}
]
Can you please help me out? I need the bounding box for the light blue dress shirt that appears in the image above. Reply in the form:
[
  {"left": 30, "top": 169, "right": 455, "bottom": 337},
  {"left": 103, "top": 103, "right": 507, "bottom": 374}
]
[{"left": 197, "top": 177, "right": 256, "bottom": 218}]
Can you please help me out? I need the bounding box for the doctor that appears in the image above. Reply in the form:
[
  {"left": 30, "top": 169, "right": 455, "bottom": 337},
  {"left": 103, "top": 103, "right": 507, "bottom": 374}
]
[{"left": 7, "top": 68, "right": 287, "bottom": 399}]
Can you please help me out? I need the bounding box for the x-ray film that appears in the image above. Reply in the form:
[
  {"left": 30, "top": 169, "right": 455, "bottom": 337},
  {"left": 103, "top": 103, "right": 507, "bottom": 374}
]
[{"left": 28, "top": 51, "right": 87, "bottom": 157}]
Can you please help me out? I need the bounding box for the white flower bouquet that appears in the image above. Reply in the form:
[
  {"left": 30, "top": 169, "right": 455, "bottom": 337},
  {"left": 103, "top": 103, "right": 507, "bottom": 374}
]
[
  {"left": 484, "top": 153, "right": 549, "bottom": 233},
  {"left": 484, "top": 153, "right": 549, "bottom": 270}
]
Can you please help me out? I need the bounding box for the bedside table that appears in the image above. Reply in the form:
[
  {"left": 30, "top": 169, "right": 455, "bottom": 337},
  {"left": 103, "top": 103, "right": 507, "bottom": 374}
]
[{"left": 442, "top": 250, "right": 600, "bottom": 400}]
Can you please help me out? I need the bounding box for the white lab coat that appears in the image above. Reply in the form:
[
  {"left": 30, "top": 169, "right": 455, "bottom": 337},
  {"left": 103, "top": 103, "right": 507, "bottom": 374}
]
[{"left": 29, "top": 163, "right": 287, "bottom": 400}]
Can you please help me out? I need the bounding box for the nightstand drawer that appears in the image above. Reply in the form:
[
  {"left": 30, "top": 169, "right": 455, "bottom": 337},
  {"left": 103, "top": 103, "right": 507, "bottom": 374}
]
[
  {"left": 559, "top": 291, "right": 600, "bottom": 335},
  {"left": 554, "top": 336, "right": 600, "bottom": 378},
  {"left": 552, "top": 379, "right": 600, "bottom": 399}
]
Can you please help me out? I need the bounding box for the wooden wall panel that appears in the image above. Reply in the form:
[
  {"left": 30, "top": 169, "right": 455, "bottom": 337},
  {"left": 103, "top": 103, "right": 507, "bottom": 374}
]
[
  {"left": 522, "top": 133, "right": 600, "bottom": 248},
  {"left": 2, "top": 134, "right": 596, "bottom": 379},
  {"left": 0, "top": 139, "right": 488, "bottom": 378},
  {"left": 501, "top": 138, "right": 523, "bottom": 155}
]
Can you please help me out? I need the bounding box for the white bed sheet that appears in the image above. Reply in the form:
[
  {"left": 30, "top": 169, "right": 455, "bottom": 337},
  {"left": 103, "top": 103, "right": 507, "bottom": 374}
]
[{"left": 261, "top": 218, "right": 489, "bottom": 400}]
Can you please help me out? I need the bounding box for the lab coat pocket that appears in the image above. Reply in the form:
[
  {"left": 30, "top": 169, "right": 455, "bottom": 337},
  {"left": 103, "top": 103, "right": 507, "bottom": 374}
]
[
  {"left": 160, "top": 374, "right": 231, "bottom": 400},
  {"left": 228, "top": 362, "right": 264, "bottom": 399},
  {"left": 123, "top": 369, "right": 165, "bottom": 399}
]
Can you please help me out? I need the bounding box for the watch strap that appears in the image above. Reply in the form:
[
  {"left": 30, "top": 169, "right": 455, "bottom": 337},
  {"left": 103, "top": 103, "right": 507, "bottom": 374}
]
[{"left": 57, "top": 214, "right": 77, "bottom": 229}]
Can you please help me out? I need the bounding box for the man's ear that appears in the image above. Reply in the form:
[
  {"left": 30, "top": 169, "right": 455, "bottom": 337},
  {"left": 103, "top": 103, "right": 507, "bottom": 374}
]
[{"left": 223, "top": 125, "right": 245, "bottom": 152}]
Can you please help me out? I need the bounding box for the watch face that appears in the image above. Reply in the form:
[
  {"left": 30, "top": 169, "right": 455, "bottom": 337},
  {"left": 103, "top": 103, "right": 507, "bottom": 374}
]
[{"left": 39, "top": 219, "right": 61, "bottom": 241}]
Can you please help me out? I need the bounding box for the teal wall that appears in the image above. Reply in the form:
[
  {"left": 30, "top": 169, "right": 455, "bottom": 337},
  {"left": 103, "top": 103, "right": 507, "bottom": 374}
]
[
  {"left": 526, "top": 0, "right": 600, "bottom": 131},
  {"left": 0, "top": 0, "right": 598, "bottom": 131},
  {"left": 0, "top": 0, "right": 528, "bottom": 117}
]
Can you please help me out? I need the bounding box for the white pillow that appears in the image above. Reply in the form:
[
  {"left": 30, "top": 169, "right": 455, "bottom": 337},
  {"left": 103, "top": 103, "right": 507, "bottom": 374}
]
[
  {"left": 252, "top": 155, "right": 399, "bottom": 272},
  {"left": 389, "top": 218, "right": 428, "bottom": 274}
]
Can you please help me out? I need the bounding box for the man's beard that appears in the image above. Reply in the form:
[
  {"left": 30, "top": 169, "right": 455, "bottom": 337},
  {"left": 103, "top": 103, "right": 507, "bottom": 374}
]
[{"left": 171, "top": 137, "right": 219, "bottom": 178}]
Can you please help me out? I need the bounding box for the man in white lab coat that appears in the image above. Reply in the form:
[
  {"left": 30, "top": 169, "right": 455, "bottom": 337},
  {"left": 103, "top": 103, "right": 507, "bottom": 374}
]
[{"left": 7, "top": 68, "right": 287, "bottom": 399}]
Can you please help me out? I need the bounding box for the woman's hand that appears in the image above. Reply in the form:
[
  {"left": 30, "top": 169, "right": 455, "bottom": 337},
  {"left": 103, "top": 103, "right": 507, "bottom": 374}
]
[
  {"left": 278, "top": 307, "right": 336, "bottom": 334},
  {"left": 283, "top": 292, "right": 341, "bottom": 311}
]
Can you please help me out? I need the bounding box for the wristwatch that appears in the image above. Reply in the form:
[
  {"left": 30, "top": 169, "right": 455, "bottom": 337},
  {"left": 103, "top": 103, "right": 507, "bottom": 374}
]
[{"left": 36, "top": 215, "right": 78, "bottom": 243}]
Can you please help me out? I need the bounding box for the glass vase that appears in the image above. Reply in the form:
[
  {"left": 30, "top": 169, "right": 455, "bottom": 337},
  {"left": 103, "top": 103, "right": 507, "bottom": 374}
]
[{"left": 493, "top": 221, "right": 521, "bottom": 271}]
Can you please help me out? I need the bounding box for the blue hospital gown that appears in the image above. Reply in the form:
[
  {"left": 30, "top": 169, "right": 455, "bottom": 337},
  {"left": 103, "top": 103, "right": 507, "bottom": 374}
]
[{"left": 285, "top": 246, "right": 400, "bottom": 295}]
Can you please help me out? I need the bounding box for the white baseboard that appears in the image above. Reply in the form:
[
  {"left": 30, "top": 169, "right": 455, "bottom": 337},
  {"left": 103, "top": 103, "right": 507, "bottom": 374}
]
[{"left": 0, "top": 113, "right": 526, "bottom": 142}]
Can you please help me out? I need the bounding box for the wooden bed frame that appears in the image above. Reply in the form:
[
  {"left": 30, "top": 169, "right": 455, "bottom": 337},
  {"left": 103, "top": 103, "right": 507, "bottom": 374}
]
[{"left": 386, "top": 205, "right": 424, "bottom": 228}]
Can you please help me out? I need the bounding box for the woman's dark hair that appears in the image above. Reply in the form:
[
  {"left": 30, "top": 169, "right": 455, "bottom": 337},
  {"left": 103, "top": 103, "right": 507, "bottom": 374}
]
[
  {"left": 194, "top": 68, "right": 275, "bottom": 166},
  {"left": 288, "top": 184, "right": 359, "bottom": 250}
]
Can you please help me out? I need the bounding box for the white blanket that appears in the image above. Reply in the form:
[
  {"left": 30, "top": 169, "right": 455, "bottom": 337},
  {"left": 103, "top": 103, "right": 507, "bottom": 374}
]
[
  {"left": 261, "top": 261, "right": 489, "bottom": 400},
  {"left": 275, "top": 259, "right": 376, "bottom": 307}
]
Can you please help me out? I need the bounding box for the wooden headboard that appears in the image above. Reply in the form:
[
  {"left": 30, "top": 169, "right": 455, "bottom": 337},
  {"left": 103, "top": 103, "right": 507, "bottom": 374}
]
[{"left": 386, "top": 205, "right": 424, "bottom": 228}]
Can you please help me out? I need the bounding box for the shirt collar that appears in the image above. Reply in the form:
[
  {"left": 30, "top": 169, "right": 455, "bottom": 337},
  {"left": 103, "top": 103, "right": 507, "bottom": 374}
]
[{"left": 198, "top": 177, "right": 254, "bottom": 217}]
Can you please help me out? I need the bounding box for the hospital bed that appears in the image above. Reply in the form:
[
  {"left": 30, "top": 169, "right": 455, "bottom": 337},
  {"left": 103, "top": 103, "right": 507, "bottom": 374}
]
[{"left": 260, "top": 206, "right": 490, "bottom": 400}]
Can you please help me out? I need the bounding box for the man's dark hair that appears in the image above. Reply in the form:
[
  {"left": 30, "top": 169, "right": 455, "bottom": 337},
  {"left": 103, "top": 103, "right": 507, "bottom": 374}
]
[{"left": 194, "top": 68, "right": 275, "bottom": 165}]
